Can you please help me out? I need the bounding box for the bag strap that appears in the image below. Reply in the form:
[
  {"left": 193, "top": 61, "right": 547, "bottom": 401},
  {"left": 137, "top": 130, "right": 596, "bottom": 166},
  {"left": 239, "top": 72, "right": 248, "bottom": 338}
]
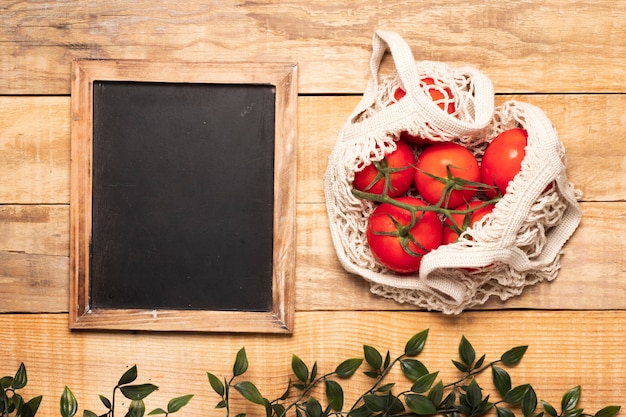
[{"left": 351, "top": 30, "right": 494, "bottom": 136}]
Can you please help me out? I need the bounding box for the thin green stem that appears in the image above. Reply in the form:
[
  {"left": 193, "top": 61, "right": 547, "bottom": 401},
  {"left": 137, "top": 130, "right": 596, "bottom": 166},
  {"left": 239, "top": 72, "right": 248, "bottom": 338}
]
[
  {"left": 279, "top": 372, "right": 336, "bottom": 417},
  {"left": 443, "top": 361, "right": 500, "bottom": 389},
  {"left": 348, "top": 355, "right": 407, "bottom": 414}
]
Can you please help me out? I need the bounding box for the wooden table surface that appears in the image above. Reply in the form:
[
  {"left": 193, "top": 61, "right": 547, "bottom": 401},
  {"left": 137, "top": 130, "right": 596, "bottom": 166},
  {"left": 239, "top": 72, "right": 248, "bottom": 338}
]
[{"left": 0, "top": 1, "right": 624, "bottom": 417}]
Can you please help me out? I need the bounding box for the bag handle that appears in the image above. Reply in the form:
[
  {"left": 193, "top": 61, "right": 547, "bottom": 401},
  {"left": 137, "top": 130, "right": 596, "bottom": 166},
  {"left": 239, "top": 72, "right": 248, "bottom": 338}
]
[{"left": 355, "top": 30, "right": 495, "bottom": 135}]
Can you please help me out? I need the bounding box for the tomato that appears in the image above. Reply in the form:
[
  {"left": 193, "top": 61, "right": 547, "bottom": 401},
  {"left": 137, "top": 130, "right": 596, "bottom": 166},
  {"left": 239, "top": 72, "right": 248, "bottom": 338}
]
[
  {"left": 442, "top": 200, "right": 495, "bottom": 245},
  {"left": 414, "top": 142, "right": 480, "bottom": 208},
  {"left": 394, "top": 78, "right": 456, "bottom": 145},
  {"left": 352, "top": 139, "right": 415, "bottom": 197},
  {"left": 366, "top": 196, "right": 443, "bottom": 273},
  {"left": 480, "top": 128, "right": 528, "bottom": 199}
]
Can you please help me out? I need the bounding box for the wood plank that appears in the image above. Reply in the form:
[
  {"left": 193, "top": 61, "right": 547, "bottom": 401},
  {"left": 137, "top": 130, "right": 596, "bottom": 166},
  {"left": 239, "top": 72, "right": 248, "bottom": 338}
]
[
  {"left": 2, "top": 94, "right": 622, "bottom": 205},
  {"left": 1, "top": 94, "right": 625, "bottom": 312},
  {"left": 1, "top": 1, "right": 625, "bottom": 94},
  {"left": 0, "top": 251, "right": 68, "bottom": 312},
  {"left": 0, "top": 97, "right": 69, "bottom": 204},
  {"left": 296, "top": 201, "right": 626, "bottom": 311},
  {"left": 0, "top": 201, "right": 623, "bottom": 313},
  {"left": 299, "top": 94, "right": 626, "bottom": 203},
  {"left": 2, "top": 311, "right": 625, "bottom": 417},
  {"left": 0, "top": 205, "right": 68, "bottom": 256}
]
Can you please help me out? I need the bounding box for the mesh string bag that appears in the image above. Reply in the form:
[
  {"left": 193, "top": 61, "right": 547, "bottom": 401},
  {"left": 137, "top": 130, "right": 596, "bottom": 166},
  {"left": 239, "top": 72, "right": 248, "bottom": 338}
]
[{"left": 323, "top": 30, "right": 582, "bottom": 314}]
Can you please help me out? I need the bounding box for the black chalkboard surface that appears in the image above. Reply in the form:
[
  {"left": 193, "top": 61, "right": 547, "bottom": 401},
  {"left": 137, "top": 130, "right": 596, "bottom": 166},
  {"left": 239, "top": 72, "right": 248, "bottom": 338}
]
[
  {"left": 91, "top": 81, "right": 276, "bottom": 312},
  {"left": 70, "top": 60, "right": 297, "bottom": 333}
]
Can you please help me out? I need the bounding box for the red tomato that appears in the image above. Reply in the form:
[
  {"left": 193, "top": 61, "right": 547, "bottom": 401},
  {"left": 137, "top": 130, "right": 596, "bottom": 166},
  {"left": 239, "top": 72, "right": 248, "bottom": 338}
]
[
  {"left": 442, "top": 200, "right": 495, "bottom": 245},
  {"left": 352, "top": 139, "right": 415, "bottom": 197},
  {"left": 415, "top": 142, "right": 480, "bottom": 208},
  {"left": 394, "top": 78, "right": 456, "bottom": 145},
  {"left": 480, "top": 128, "right": 528, "bottom": 199},
  {"left": 366, "top": 196, "right": 443, "bottom": 273}
]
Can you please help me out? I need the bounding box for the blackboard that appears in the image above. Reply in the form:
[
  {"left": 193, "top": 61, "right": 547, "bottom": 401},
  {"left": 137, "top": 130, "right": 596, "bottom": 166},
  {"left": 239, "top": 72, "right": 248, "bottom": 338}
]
[{"left": 69, "top": 60, "right": 297, "bottom": 333}]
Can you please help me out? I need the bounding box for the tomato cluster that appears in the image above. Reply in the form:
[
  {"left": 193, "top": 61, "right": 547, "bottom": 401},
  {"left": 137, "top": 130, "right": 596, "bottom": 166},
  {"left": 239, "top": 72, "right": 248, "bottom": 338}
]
[{"left": 352, "top": 85, "right": 529, "bottom": 274}]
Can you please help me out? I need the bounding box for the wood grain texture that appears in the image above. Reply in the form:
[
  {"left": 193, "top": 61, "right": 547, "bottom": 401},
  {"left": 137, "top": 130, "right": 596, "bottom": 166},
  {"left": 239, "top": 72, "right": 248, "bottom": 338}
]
[
  {"left": 0, "top": 94, "right": 624, "bottom": 312},
  {"left": 298, "top": 94, "right": 626, "bottom": 203},
  {"left": 295, "top": 201, "right": 626, "bottom": 310},
  {"left": 1, "top": 1, "right": 625, "bottom": 94},
  {"left": 2, "top": 311, "right": 625, "bottom": 417},
  {"left": 0, "top": 97, "right": 69, "bottom": 204}
]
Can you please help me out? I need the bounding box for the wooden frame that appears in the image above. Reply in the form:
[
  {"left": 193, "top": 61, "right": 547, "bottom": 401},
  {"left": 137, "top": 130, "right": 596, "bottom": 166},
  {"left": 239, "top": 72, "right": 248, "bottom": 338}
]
[{"left": 69, "top": 59, "right": 297, "bottom": 333}]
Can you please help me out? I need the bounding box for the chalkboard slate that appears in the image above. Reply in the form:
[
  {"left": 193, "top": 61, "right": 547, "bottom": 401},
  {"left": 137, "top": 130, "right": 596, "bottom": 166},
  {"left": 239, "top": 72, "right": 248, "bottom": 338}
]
[
  {"left": 70, "top": 59, "right": 297, "bottom": 333},
  {"left": 91, "top": 81, "right": 275, "bottom": 311}
]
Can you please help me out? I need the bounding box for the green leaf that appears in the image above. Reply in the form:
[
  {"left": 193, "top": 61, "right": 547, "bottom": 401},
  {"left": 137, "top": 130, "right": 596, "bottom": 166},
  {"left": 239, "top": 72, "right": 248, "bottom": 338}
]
[
  {"left": 120, "top": 384, "right": 159, "bottom": 401},
  {"left": 99, "top": 395, "right": 112, "bottom": 410},
  {"left": 561, "top": 386, "right": 581, "bottom": 412},
  {"left": 411, "top": 372, "right": 439, "bottom": 394},
  {"left": 595, "top": 406, "right": 621, "bottom": 417},
  {"left": 364, "top": 345, "right": 383, "bottom": 371},
  {"left": 428, "top": 381, "right": 444, "bottom": 406},
  {"left": 233, "top": 348, "right": 249, "bottom": 377},
  {"left": 503, "top": 384, "right": 530, "bottom": 406},
  {"left": 13, "top": 363, "right": 28, "bottom": 390},
  {"left": 234, "top": 381, "right": 266, "bottom": 405},
  {"left": 310, "top": 362, "right": 318, "bottom": 383},
  {"left": 521, "top": 386, "right": 537, "bottom": 417},
  {"left": 501, "top": 346, "right": 528, "bottom": 366},
  {"left": 385, "top": 392, "right": 406, "bottom": 415},
  {"left": 377, "top": 383, "right": 396, "bottom": 393},
  {"left": 166, "top": 394, "right": 194, "bottom": 413},
  {"left": 335, "top": 358, "right": 362, "bottom": 378},
  {"left": 475, "top": 354, "right": 486, "bottom": 369},
  {"left": 207, "top": 372, "right": 225, "bottom": 397},
  {"left": 20, "top": 401, "right": 35, "bottom": 417},
  {"left": 273, "top": 403, "right": 286, "bottom": 417},
  {"left": 384, "top": 351, "right": 391, "bottom": 370},
  {"left": 12, "top": 393, "right": 24, "bottom": 412},
  {"left": 452, "top": 360, "right": 469, "bottom": 373},
  {"left": 325, "top": 380, "right": 343, "bottom": 411},
  {"left": 60, "top": 386, "right": 78, "bottom": 417},
  {"left": 496, "top": 406, "right": 516, "bottom": 417},
  {"left": 292, "top": 355, "right": 309, "bottom": 383},
  {"left": 83, "top": 410, "right": 99, "bottom": 417},
  {"left": 350, "top": 404, "right": 373, "bottom": 417},
  {"left": 465, "top": 379, "right": 483, "bottom": 409},
  {"left": 277, "top": 382, "right": 290, "bottom": 401},
  {"left": 441, "top": 392, "right": 456, "bottom": 410},
  {"left": 542, "top": 400, "right": 558, "bottom": 417},
  {"left": 148, "top": 408, "right": 167, "bottom": 415},
  {"left": 363, "top": 394, "right": 385, "bottom": 412},
  {"left": 401, "top": 359, "right": 429, "bottom": 381},
  {"left": 118, "top": 365, "right": 138, "bottom": 386},
  {"left": 492, "top": 366, "right": 512, "bottom": 397},
  {"left": 305, "top": 397, "right": 323, "bottom": 417},
  {"left": 563, "top": 409, "right": 584, "bottom": 417},
  {"left": 405, "top": 394, "right": 438, "bottom": 415},
  {"left": 0, "top": 376, "right": 13, "bottom": 389},
  {"left": 459, "top": 336, "right": 476, "bottom": 369},
  {"left": 405, "top": 329, "right": 429, "bottom": 356},
  {"left": 126, "top": 399, "right": 146, "bottom": 417},
  {"left": 27, "top": 395, "right": 43, "bottom": 416}
]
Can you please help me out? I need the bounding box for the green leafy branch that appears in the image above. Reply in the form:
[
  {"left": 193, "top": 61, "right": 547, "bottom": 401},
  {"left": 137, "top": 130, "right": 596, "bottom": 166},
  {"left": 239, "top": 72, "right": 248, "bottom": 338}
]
[
  {"left": 60, "top": 365, "right": 192, "bottom": 417},
  {"left": 1, "top": 363, "right": 42, "bottom": 417},
  {"left": 207, "top": 347, "right": 363, "bottom": 417},
  {"left": 206, "top": 330, "right": 621, "bottom": 417}
]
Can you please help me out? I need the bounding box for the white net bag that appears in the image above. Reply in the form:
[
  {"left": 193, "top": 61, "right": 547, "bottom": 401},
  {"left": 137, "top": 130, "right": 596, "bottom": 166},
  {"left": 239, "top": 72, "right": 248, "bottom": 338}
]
[{"left": 324, "top": 30, "right": 582, "bottom": 314}]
